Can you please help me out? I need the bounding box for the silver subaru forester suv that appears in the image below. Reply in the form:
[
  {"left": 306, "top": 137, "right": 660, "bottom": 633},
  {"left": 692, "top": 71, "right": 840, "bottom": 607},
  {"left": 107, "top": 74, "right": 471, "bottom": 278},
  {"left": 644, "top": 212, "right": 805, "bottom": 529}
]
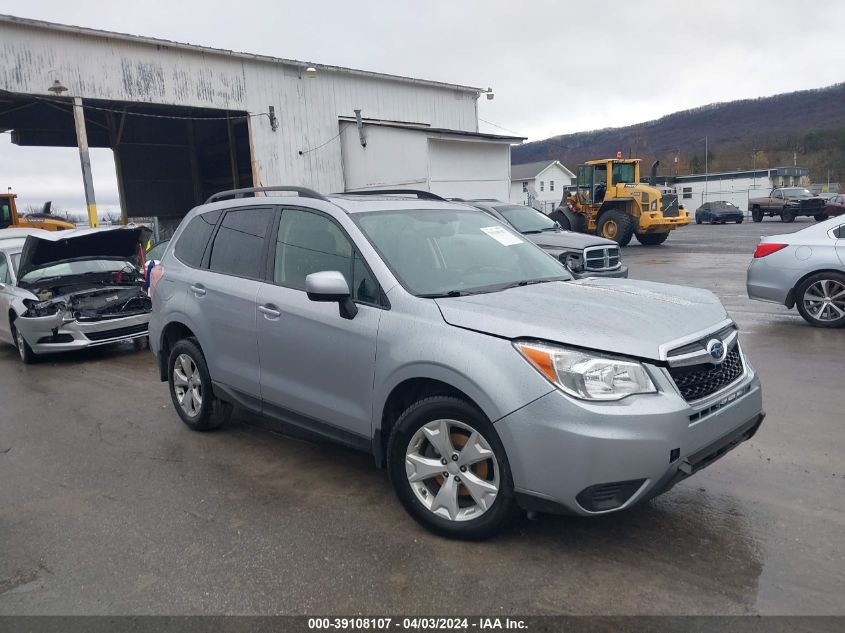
[{"left": 149, "top": 187, "right": 764, "bottom": 539}]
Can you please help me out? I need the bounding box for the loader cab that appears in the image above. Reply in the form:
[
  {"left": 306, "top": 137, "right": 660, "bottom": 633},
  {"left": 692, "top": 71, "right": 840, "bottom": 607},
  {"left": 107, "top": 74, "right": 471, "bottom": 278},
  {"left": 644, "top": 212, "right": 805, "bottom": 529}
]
[{"left": 577, "top": 159, "right": 642, "bottom": 207}]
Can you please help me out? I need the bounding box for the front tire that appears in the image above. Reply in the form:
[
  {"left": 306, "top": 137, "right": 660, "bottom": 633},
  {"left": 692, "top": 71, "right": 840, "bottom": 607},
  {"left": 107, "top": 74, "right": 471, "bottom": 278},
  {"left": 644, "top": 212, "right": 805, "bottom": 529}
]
[
  {"left": 781, "top": 208, "right": 795, "bottom": 223},
  {"left": 814, "top": 214, "right": 829, "bottom": 222},
  {"left": 168, "top": 338, "right": 232, "bottom": 431},
  {"left": 795, "top": 272, "right": 845, "bottom": 328},
  {"left": 596, "top": 210, "right": 635, "bottom": 246},
  {"left": 752, "top": 207, "right": 763, "bottom": 223},
  {"left": 11, "top": 323, "right": 37, "bottom": 364},
  {"left": 635, "top": 231, "right": 670, "bottom": 246},
  {"left": 387, "top": 396, "right": 518, "bottom": 540}
]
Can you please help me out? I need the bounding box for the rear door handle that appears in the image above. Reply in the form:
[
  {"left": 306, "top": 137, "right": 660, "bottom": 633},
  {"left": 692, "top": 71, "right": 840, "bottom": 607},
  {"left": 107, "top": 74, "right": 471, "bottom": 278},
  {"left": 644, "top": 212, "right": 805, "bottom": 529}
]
[
  {"left": 189, "top": 284, "right": 206, "bottom": 297},
  {"left": 259, "top": 304, "right": 281, "bottom": 319}
]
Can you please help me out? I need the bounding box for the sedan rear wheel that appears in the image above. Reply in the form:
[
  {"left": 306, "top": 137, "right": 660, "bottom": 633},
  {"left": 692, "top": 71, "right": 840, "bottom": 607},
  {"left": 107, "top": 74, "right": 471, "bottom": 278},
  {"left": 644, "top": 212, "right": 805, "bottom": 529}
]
[{"left": 796, "top": 273, "right": 845, "bottom": 328}]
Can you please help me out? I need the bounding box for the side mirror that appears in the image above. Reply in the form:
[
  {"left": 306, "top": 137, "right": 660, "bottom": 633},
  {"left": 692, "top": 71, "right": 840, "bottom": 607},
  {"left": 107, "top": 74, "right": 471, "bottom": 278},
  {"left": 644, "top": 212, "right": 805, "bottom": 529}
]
[{"left": 305, "top": 271, "right": 358, "bottom": 320}]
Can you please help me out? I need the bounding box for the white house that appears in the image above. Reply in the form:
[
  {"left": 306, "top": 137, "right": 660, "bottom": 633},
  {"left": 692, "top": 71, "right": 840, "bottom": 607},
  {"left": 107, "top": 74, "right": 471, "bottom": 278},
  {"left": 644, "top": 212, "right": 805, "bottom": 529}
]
[{"left": 510, "top": 160, "right": 575, "bottom": 207}]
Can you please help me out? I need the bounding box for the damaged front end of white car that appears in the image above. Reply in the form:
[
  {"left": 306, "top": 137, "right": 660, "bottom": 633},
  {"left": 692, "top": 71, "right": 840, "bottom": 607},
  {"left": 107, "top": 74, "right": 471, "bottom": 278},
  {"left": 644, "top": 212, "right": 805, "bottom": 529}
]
[{"left": 9, "top": 227, "right": 152, "bottom": 362}]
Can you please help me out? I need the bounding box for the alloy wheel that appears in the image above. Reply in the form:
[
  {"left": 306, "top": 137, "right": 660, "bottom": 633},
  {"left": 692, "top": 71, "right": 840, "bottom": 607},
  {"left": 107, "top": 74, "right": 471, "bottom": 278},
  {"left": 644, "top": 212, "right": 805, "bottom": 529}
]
[
  {"left": 16, "top": 330, "right": 25, "bottom": 360},
  {"left": 172, "top": 353, "right": 203, "bottom": 417},
  {"left": 603, "top": 220, "right": 618, "bottom": 239},
  {"left": 803, "top": 279, "right": 845, "bottom": 322},
  {"left": 405, "top": 419, "right": 499, "bottom": 522}
]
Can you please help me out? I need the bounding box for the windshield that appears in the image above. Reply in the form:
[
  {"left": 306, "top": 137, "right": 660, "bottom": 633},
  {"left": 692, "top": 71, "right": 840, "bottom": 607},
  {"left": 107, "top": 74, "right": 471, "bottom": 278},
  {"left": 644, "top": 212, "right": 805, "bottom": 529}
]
[
  {"left": 612, "top": 163, "right": 636, "bottom": 184},
  {"left": 782, "top": 188, "right": 812, "bottom": 198},
  {"left": 21, "top": 259, "right": 136, "bottom": 283},
  {"left": 494, "top": 205, "right": 557, "bottom": 233},
  {"left": 354, "top": 208, "right": 570, "bottom": 296}
]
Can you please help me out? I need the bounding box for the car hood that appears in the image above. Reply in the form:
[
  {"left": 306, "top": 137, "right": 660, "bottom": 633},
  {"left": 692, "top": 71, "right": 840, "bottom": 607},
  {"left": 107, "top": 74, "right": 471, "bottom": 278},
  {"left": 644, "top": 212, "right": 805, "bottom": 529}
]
[
  {"left": 525, "top": 230, "right": 617, "bottom": 251},
  {"left": 434, "top": 278, "right": 728, "bottom": 361},
  {"left": 17, "top": 227, "right": 143, "bottom": 280}
]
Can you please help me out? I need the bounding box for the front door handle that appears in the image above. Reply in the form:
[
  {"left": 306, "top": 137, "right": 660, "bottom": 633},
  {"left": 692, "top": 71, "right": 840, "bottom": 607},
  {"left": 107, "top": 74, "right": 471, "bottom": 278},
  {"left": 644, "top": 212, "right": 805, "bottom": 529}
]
[
  {"left": 259, "top": 304, "right": 281, "bottom": 319},
  {"left": 189, "top": 284, "right": 206, "bottom": 297}
]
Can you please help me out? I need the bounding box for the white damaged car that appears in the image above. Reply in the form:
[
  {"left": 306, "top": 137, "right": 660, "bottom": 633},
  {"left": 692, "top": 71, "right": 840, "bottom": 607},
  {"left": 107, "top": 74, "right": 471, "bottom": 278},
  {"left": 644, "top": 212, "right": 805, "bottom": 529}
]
[{"left": 0, "top": 227, "right": 152, "bottom": 363}]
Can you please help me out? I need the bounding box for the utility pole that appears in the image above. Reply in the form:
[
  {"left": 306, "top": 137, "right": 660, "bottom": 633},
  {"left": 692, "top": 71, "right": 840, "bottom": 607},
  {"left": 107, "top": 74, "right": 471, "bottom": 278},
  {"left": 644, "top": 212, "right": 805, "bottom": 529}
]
[
  {"left": 72, "top": 97, "right": 99, "bottom": 228},
  {"left": 704, "top": 135, "right": 708, "bottom": 201},
  {"left": 49, "top": 80, "right": 98, "bottom": 228}
]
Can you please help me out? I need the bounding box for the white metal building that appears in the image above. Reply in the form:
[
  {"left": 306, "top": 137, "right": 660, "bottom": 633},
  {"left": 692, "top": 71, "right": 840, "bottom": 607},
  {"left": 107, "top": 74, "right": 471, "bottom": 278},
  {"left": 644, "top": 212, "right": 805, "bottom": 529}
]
[
  {"left": 0, "top": 14, "right": 522, "bottom": 222},
  {"left": 510, "top": 160, "right": 575, "bottom": 207},
  {"left": 652, "top": 167, "right": 812, "bottom": 213}
]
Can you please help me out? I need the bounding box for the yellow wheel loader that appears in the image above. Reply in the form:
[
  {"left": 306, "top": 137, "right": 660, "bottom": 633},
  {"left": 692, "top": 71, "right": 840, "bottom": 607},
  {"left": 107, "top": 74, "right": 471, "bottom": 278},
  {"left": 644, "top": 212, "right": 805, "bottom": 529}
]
[
  {"left": 0, "top": 192, "right": 75, "bottom": 231},
  {"left": 549, "top": 157, "right": 690, "bottom": 246}
]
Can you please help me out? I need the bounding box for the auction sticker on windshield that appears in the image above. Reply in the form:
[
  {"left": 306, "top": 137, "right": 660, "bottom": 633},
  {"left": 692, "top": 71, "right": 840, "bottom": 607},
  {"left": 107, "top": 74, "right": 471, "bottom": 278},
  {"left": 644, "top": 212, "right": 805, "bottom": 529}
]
[{"left": 480, "top": 225, "right": 523, "bottom": 246}]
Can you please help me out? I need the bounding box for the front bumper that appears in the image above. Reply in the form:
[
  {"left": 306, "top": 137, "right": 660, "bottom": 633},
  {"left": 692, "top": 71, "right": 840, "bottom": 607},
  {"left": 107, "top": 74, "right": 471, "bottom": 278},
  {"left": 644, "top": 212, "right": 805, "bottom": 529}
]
[
  {"left": 495, "top": 359, "right": 763, "bottom": 515},
  {"left": 572, "top": 264, "right": 629, "bottom": 279},
  {"left": 16, "top": 311, "right": 151, "bottom": 355},
  {"left": 711, "top": 213, "right": 744, "bottom": 222}
]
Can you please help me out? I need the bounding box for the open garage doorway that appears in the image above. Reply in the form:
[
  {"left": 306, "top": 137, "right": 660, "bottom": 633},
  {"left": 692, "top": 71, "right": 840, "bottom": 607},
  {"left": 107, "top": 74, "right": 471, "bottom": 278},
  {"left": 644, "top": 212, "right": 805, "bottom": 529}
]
[{"left": 0, "top": 92, "right": 254, "bottom": 237}]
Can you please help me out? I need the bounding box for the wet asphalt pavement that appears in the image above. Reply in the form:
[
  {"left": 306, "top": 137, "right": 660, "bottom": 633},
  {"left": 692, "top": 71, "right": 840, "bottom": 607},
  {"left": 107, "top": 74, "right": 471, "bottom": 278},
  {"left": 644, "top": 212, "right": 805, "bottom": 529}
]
[{"left": 0, "top": 218, "right": 843, "bottom": 615}]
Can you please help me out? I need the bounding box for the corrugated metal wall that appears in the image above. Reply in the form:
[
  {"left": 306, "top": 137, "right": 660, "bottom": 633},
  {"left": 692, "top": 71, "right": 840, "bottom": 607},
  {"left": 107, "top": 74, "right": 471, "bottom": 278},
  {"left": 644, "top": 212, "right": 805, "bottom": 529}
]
[{"left": 0, "top": 20, "right": 480, "bottom": 194}]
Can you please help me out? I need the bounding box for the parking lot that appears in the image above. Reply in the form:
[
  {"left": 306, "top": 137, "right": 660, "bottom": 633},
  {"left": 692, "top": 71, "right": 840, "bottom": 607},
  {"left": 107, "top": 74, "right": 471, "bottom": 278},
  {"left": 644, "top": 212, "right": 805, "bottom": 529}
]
[{"left": 0, "top": 218, "right": 842, "bottom": 616}]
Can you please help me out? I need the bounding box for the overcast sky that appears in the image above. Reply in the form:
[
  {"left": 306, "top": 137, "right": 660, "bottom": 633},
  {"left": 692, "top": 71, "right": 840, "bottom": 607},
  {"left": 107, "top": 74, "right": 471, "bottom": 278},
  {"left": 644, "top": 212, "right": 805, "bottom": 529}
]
[{"left": 2, "top": 0, "right": 844, "bottom": 214}]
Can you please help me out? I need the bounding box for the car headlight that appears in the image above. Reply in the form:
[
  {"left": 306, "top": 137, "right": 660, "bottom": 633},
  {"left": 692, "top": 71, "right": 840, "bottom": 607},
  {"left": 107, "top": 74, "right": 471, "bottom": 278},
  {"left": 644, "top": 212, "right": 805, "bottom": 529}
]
[
  {"left": 514, "top": 341, "right": 657, "bottom": 401},
  {"left": 559, "top": 251, "right": 583, "bottom": 272}
]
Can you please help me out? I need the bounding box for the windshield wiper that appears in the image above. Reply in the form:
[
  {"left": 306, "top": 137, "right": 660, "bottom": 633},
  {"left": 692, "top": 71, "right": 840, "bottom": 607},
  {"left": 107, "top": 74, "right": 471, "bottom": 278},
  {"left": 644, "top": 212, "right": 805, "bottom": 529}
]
[
  {"left": 498, "top": 277, "right": 568, "bottom": 291},
  {"left": 418, "top": 289, "right": 474, "bottom": 298}
]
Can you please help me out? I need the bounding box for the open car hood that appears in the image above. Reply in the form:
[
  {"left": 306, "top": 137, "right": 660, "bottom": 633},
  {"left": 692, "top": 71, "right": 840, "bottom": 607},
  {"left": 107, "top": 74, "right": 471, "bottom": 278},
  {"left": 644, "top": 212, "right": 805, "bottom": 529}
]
[{"left": 17, "top": 227, "right": 144, "bottom": 280}]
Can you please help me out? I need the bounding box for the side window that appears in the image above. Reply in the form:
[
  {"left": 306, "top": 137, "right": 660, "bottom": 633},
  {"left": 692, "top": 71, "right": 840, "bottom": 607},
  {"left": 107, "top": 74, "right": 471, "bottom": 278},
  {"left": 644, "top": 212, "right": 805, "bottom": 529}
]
[
  {"left": 773, "top": 190, "right": 782, "bottom": 199},
  {"left": 174, "top": 210, "right": 221, "bottom": 268},
  {"left": 209, "top": 207, "right": 275, "bottom": 279},
  {"left": 0, "top": 203, "right": 11, "bottom": 229},
  {"left": 275, "top": 208, "right": 380, "bottom": 305},
  {"left": 0, "top": 254, "right": 8, "bottom": 284}
]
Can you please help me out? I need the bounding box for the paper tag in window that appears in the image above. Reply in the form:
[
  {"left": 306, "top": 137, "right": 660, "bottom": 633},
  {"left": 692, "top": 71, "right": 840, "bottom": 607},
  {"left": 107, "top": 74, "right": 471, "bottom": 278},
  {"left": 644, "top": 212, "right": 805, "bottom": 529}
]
[{"left": 480, "top": 226, "right": 523, "bottom": 246}]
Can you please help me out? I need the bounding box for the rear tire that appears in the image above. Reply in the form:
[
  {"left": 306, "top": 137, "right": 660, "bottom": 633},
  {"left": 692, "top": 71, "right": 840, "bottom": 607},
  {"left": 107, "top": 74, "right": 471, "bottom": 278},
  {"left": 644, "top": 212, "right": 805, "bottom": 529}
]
[
  {"left": 814, "top": 214, "right": 829, "bottom": 222},
  {"left": 11, "top": 323, "right": 36, "bottom": 365},
  {"left": 387, "top": 396, "right": 518, "bottom": 540},
  {"left": 751, "top": 207, "right": 763, "bottom": 223},
  {"left": 795, "top": 272, "right": 845, "bottom": 328},
  {"left": 635, "top": 232, "right": 670, "bottom": 246},
  {"left": 781, "top": 208, "right": 795, "bottom": 223},
  {"left": 596, "top": 210, "right": 635, "bottom": 246},
  {"left": 168, "top": 338, "right": 232, "bottom": 431},
  {"left": 736, "top": 218, "right": 744, "bottom": 224}
]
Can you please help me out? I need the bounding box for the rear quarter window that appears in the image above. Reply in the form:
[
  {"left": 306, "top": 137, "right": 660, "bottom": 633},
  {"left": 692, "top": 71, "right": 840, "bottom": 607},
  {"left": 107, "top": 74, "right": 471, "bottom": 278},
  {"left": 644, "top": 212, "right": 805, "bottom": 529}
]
[{"left": 174, "top": 210, "right": 221, "bottom": 268}]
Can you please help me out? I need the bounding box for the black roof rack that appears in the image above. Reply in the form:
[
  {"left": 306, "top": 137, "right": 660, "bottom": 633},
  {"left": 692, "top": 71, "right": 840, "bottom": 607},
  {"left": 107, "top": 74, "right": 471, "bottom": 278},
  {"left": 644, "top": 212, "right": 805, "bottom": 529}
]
[
  {"left": 339, "top": 189, "right": 446, "bottom": 201},
  {"left": 205, "top": 186, "right": 329, "bottom": 204}
]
